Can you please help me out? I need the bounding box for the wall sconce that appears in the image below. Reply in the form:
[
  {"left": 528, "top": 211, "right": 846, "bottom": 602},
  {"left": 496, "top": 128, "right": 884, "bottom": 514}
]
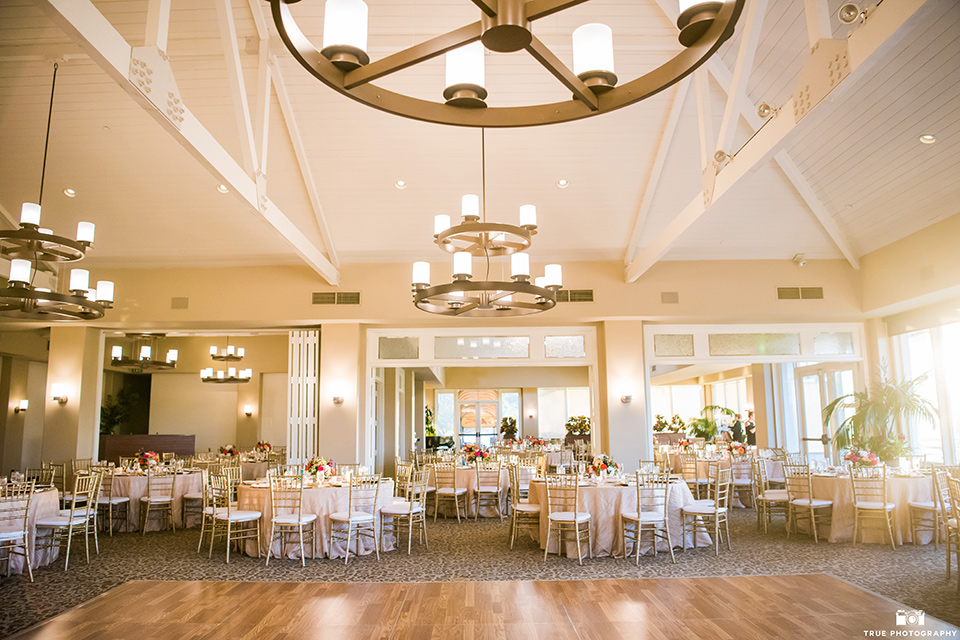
[
  {"left": 243, "top": 405, "right": 253, "bottom": 417},
  {"left": 620, "top": 395, "right": 632, "bottom": 404},
  {"left": 333, "top": 395, "right": 344, "bottom": 405},
  {"left": 50, "top": 384, "right": 68, "bottom": 405},
  {"left": 14, "top": 399, "right": 28, "bottom": 414}
]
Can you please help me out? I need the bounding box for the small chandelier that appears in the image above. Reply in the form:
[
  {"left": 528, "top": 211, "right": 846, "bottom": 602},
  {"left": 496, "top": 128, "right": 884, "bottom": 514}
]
[
  {"left": 209, "top": 344, "right": 244, "bottom": 361},
  {"left": 111, "top": 334, "right": 178, "bottom": 372},
  {"left": 0, "top": 63, "right": 114, "bottom": 321},
  {"left": 270, "top": 0, "right": 744, "bottom": 128},
  {"left": 201, "top": 367, "right": 252, "bottom": 384},
  {"left": 412, "top": 130, "right": 561, "bottom": 317}
]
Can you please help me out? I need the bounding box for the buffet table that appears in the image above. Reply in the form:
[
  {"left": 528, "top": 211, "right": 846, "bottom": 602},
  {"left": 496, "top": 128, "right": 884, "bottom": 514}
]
[
  {"left": 526, "top": 477, "right": 710, "bottom": 558},
  {"left": 237, "top": 479, "right": 395, "bottom": 559}
]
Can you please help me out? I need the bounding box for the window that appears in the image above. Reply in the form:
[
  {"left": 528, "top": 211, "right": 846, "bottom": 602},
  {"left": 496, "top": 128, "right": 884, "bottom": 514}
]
[
  {"left": 899, "top": 329, "right": 943, "bottom": 463},
  {"left": 537, "top": 388, "right": 590, "bottom": 439},
  {"left": 650, "top": 385, "right": 703, "bottom": 423},
  {"left": 710, "top": 379, "right": 748, "bottom": 418},
  {"left": 434, "top": 391, "right": 455, "bottom": 437}
]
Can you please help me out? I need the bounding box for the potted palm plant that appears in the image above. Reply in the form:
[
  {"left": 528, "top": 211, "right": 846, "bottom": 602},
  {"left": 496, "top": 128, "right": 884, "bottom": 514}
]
[{"left": 822, "top": 369, "right": 935, "bottom": 463}]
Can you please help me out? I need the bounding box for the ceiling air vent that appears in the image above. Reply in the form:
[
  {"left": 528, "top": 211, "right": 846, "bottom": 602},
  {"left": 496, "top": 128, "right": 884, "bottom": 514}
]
[
  {"left": 800, "top": 287, "right": 823, "bottom": 299},
  {"left": 312, "top": 292, "right": 361, "bottom": 305},
  {"left": 661, "top": 292, "right": 679, "bottom": 304},
  {"left": 556, "top": 289, "right": 594, "bottom": 303},
  {"left": 777, "top": 287, "right": 824, "bottom": 300}
]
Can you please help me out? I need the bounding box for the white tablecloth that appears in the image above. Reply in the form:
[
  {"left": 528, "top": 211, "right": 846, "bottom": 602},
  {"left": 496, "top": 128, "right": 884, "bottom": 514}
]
[
  {"left": 545, "top": 451, "right": 574, "bottom": 467},
  {"left": 9, "top": 488, "right": 60, "bottom": 574},
  {"left": 241, "top": 461, "right": 269, "bottom": 481},
  {"left": 426, "top": 466, "right": 509, "bottom": 518},
  {"left": 237, "top": 480, "right": 396, "bottom": 559},
  {"left": 527, "top": 478, "right": 711, "bottom": 558},
  {"left": 111, "top": 472, "right": 202, "bottom": 532},
  {"left": 809, "top": 473, "right": 934, "bottom": 544}
]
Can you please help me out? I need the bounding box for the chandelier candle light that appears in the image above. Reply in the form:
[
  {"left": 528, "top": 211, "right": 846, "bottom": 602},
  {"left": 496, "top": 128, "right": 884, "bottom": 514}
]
[
  {"left": 270, "top": 0, "right": 743, "bottom": 128},
  {"left": 110, "top": 334, "right": 178, "bottom": 372},
  {"left": 413, "top": 130, "right": 561, "bottom": 317},
  {"left": 210, "top": 344, "right": 245, "bottom": 361},
  {"left": 0, "top": 63, "right": 114, "bottom": 320},
  {"left": 201, "top": 366, "right": 253, "bottom": 384}
]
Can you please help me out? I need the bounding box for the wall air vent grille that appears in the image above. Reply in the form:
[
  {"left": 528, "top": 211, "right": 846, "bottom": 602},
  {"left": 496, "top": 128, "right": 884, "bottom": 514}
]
[
  {"left": 312, "top": 292, "right": 336, "bottom": 305},
  {"left": 312, "top": 292, "right": 362, "bottom": 305},
  {"left": 777, "top": 287, "right": 823, "bottom": 300},
  {"left": 777, "top": 287, "right": 801, "bottom": 300},
  {"left": 800, "top": 287, "right": 824, "bottom": 299},
  {"left": 557, "top": 289, "right": 594, "bottom": 303},
  {"left": 661, "top": 292, "right": 679, "bottom": 304}
]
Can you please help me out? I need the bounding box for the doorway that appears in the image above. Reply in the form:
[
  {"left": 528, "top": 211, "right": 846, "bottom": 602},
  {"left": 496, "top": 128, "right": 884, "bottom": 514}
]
[{"left": 795, "top": 363, "right": 858, "bottom": 463}]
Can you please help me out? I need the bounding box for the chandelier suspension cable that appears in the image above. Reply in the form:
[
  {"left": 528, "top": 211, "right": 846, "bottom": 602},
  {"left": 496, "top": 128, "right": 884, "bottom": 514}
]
[
  {"left": 30, "top": 62, "right": 59, "bottom": 290},
  {"left": 480, "top": 127, "right": 491, "bottom": 281}
]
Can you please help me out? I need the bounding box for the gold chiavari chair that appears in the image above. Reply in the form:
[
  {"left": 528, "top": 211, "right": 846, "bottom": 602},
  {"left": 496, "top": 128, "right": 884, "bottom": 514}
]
[
  {"left": 433, "top": 462, "right": 468, "bottom": 522},
  {"left": 182, "top": 467, "right": 208, "bottom": 529},
  {"left": 946, "top": 465, "right": 960, "bottom": 479},
  {"left": 784, "top": 463, "right": 832, "bottom": 543},
  {"left": 752, "top": 457, "right": 788, "bottom": 534},
  {"left": 622, "top": 471, "right": 675, "bottom": 564},
  {"left": 944, "top": 475, "right": 960, "bottom": 591},
  {"left": 908, "top": 470, "right": 943, "bottom": 548},
  {"left": 515, "top": 462, "right": 537, "bottom": 502},
  {"left": 474, "top": 459, "right": 504, "bottom": 520},
  {"left": 681, "top": 466, "right": 732, "bottom": 556},
  {"left": 394, "top": 461, "right": 413, "bottom": 502},
  {"left": 850, "top": 465, "right": 896, "bottom": 550},
  {"left": 380, "top": 469, "right": 429, "bottom": 555},
  {"left": 769, "top": 448, "right": 788, "bottom": 461},
  {"left": 162, "top": 452, "right": 176, "bottom": 463},
  {"left": 0, "top": 479, "right": 34, "bottom": 581},
  {"left": 139, "top": 469, "right": 176, "bottom": 534},
  {"left": 43, "top": 461, "right": 66, "bottom": 498},
  {"left": 329, "top": 475, "right": 380, "bottom": 564},
  {"left": 933, "top": 469, "right": 957, "bottom": 584},
  {"left": 730, "top": 455, "right": 754, "bottom": 504},
  {"left": 208, "top": 473, "right": 261, "bottom": 563},
  {"left": 543, "top": 474, "right": 591, "bottom": 565},
  {"left": 507, "top": 464, "right": 540, "bottom": 549},
  {"left": 97, "top": 467, "right": 130, "bottom": 535},
  {"left": 272, "top": 464, "right": 304, "bottom": 477},
  {"left": 266, "top": 475, "right": 316, "bottom": 566},
  {"left": 118, "top": 456, "right": 137, "bottom": 469},
  {"left": 23, "top": 467, "right": 54, "bottom": 486},
  {"left": 680, "top": 452, "right": 709, "bottom": 500},
  {"left": 36, "top": 474, "right": 97, "bottom": 571},
  {"left": 62, "top": 459, "right": 93, "bottom": 509}
]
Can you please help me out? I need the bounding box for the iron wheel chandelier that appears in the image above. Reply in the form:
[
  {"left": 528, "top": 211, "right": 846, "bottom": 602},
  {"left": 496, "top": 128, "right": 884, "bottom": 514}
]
[
  {"left": 0, "top": 63, "right": 114, "bottom": 321},
  {"left": 412, "top": 129, "right": 561, "bottom": 317},
  {"left": 270, "top": 0, "right": 744, "bottom": 128},
  {"left": 209, "top": 343, "right": 245, "bottom": 361},
  {"left": 201, "top": 366, "right": 253, "bottom": 384},
  {"left": 110, "top": 334, "right": 178, "bottom": 372}
]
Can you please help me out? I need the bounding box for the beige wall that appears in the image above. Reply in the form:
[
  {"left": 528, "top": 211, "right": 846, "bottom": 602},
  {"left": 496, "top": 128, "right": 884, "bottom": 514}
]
[
  {"left": 149, "top": 374, "right": 238, "bottom": 453},
  {"left": 42, "top": 327, "right": 103, "bottom": 466},
  {"left": 319, "top": 324, "right": 363, "bottom": 466}
]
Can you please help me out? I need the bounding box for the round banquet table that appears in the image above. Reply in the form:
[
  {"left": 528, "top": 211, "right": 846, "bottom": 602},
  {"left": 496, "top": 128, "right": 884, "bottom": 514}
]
[
  {"left": 544, "top": 451, "right": 574, "bottom": 468},
  {"left": 808, "top": 472, "right": 934, "bottom": 544},
  {"left": 111, "top": 471, "right": 203, "bottom": 532},
  {"left": 526, "top": 477, "right": 711, "bottom": 558},
  {"left": 425, "top": 465, "right": 509, "bottom": 518},
  {"left": 237, "top": 479, "right": 395, "bottom": 559},
  {"left": 8, "top": 488, "right": 60, "bottom": 574}
]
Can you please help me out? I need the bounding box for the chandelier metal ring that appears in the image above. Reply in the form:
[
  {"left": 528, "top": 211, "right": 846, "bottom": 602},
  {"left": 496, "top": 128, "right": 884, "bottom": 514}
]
[
  {"left": 270, "top": 0, "right": 744, "bottom": 128},
  {"left": 436, "top": 221, "right": 534, "bottom": 256},
  {"left": 0, "top": 287, "right": 107, "bottom": 321},
  {"left": 0, "top": 226, "right": 89, "bottom": 262},
  {"left": 413, "top": 279, "right": 558, "bottom": 317}
]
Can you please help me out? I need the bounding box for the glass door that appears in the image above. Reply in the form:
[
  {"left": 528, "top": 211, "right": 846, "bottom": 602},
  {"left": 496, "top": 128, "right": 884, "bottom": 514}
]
[
  {"left": 457, "top": 390, "right": 499, "bottom": 448},
  {"left": 795, "top": 363, "right": 858, "bottom": 464}
]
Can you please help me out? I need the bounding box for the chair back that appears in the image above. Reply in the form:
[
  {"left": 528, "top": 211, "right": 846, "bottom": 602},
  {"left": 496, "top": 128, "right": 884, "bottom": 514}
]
[
  {"left": 945, "top": 475, "right": 960, "bottom": 523},
  {"left": 636, "top": 471, "right": 670, "bottom": 517},
  {"left": 544, "top": 474, "right": 580, "bottom": 517},
  {"left": 347, "top": 475, "right": 381, "bottom": 516},
  {"left": 72, "top": 458, "right": 92, "bottom": 475},
  {"left": 406, "top": 469, "right": 430, "bottom": 512},
  {"left": 731, "top": 458, "right": 752, "bottom": 484},
  {"left": 23, "top": 467, "right": 54, "bottom": 486},
  {"left": 145, "top": 469, "right": 176, "bottom": 501},
  {"left": 785, "top": 453, "right": 807, "bottom": 465},
  {"left": 272, "top": 464, "right": 303, "bottom": 478},
  {"left": 118, "top": 456, "right": 137, "bottom": 469},
  {"left": 679, "top": 452, "right": 700, "bottom": 481},
  {"left": 44, "top": 462, "right": 66, "bottom": 494},
  {"left": 99, "top": 467, "right": 119, "bottom": 501},
  {"left": 475, "top": 459, "right": 502, "bottom": 489},
  {"left": 433, "top": 462, "right": 458, "bottom": 491},
  {"left": 219, "top": 455, "right": 241, "bottom": 468},
  {"left": 395, "top": 461, "right": 413, "bottom": 498},
  {"left": 933, "top": 468, "right": 953, "bottom": 520},
  {"left": 269, "top": 474, "right": 305, "bottom": 520},
  {"left": 849, "top": 465, "right": 887, "bottom": 505},
  {"left": 944, "top": 465, "right": 960, "bottom": 479},
  {"left": 209, "top": 473, "right": 235, "bottom": 516},
  {"left": 507, "top": 464, "right": 523, "bottom": 506},
  {"left": 783, "top": 463, "right": 813, "bottom": 502},
  {"left": 162, "top": 452, "right": 176, "bottom": 463},
  {"left": 714, "top": 466, "right": 733, "bottom": 510},
  {"left": 69, "top": 474, "right": 98, "bottom": 519},
  {"left": 0, "top": 479, "right": 34, "bottom": 535}
]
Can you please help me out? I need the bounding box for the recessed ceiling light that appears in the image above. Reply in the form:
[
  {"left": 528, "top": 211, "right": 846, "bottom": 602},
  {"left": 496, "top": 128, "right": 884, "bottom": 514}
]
[
  {"left": 394, "top": 180, "right": 407, "bottom": 190},
  {"left": 557, "top": 179, "right": 570, "bottom": 189},
  {"left": 217, "top": 184, "right": 229, "bottom": 193},
  {"left": 63, "top": 188, "right": 76, "bottom": 198},
  {"left": 919, "top": 134, "right": 936, "bottom": 144}
]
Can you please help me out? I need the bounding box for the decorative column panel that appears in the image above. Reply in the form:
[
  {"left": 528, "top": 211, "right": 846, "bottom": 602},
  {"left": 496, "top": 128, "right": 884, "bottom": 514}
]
[{"left": 287, "top": 330, "right": 319, "bottom": 464}]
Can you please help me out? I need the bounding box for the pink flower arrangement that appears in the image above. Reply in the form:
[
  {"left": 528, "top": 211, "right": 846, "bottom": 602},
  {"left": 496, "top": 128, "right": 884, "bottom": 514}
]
[
  {"left": 305, "top": 456, "right": 333, "bottom": 477},
  {"left": 255, "top": 441, "right": 272, "bottom": 453},
  {"left": 587, "top": 454, "right": 621, "bottom": 477},
  {"left": 219, "top": 445, "right": 239, "bottom": 456},
  {"left": 461, "top": 443, "right": 490, "bottom": 463},
  {"left": 844, "top": 447, "right": 878, "bottom": 467},
  {"left": 136, "top": 450, "right": 159, "bottom": 468},
  {"left": 678, "top": 439, "right": 695, "bottom": 452},
  {"left": 523, "top": 436, "right": 545, "bottom": 448},
  {"left": 726, "top": 442, "right": 748, "bottom": 456}
]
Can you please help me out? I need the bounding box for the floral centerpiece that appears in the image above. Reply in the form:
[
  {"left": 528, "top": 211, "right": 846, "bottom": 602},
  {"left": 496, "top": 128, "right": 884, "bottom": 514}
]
[
  {"left": 305, "top": 456, "right": 334, "bottom": 478},
  {"left": 565, "top": 415, "right": 591, "bottom": 435},
  {"left": 500, "top": 417, "right": 518, "bottom": 440},
  {"left": 726, "top": 441, "right": 748, "bottom": 456},
  {"left": 844, "top": 447, "right": 879, "bottom": 468},
  {"left": 255, "top": 441, "right": 272, "bottom": 453},
  {"left": 461, "top": 443, "right": 490, "bottom": 463},
  {"left": 136, "top": 450, "right": 159, "bottom": 469},
  {"left": 587, "top": 454, "right": 621, "bottom": 477},
  {"left": 523, "top": 435, "right": 545, "bottom": 448},
  {"left": 678, "top": 439, "right": 695, "bottom": 452},
  {"left": 219, "top": 444, "right": 239, "bottom": 456}
]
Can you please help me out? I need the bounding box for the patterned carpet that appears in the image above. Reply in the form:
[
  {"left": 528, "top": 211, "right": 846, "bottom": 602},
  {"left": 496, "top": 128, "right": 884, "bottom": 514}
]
[{"left": 1, "top": 508, "right": 957, "bottom": 638}]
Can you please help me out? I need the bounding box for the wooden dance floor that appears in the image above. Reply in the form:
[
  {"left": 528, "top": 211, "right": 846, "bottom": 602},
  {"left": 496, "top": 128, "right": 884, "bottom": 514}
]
[{"left": 11, "top": 574, "right": 957, "bottom": 639}]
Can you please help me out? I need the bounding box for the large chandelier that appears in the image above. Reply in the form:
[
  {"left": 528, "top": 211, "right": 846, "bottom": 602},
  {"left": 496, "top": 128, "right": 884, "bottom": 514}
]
[
  {"left": 202, "top": 342, "right": 251, "bottom": 383},
  {"left": 270, "top": 0, "right": 744, "bottom": 128},
  {"left": 0, "top": 63, "right": 114, "bottom": 321},
  {"left": 412, "top": 130, "right": 561, "bottom": 317},
  {"left": 110, "top": 334, "right": 178, "bottom": 372}
]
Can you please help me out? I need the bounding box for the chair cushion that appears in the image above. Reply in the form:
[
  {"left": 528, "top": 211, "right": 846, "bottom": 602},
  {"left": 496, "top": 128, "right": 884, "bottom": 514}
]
[
  {"left": 855, "top": 501, "right": 895, "bottom": 511},
  {"left": 98, "top": 496, "right": 130, "bottom": 505},
  {"left": 759, "top": 490, "right": 789, "bottom": 501},
  {"left": 732, "top": 479, "right": 752, "bottom": 486},
  {"left": 693, "top": 499, "right": 715, "bottom": 507},
  {"left": 36, "top": 516, "right": 87, "bottom": 527},
  {"left": 203, "top": 506, "right": 229, "bottom": 516},
  {"left": 947, "top": 518, "right": 958, "bottom": 528},
  {"left": 330, "top": 510, "right": 375, "bottom": 523},
  {"left": 547, "top": 511, "right": 590, "bottom": 523},
  {"left": 214, "top": 510, "right": 261, "bottom": 522},
  {"left": 622, "top": 510, "right": 665, "bottom": 523},
  {"left": 381, "top": 504, "right": 425, "bottom": 516},
  {"left": 436, "top": 488, "right": 467, "bottom": 496},
  {"left": 908, "top": 501, "right": 938, "bottom": 510},
  {"left": 477, "top": 485, "right": 501, "bottom": 493},
  {"left": 0, "top": 527, "right": 27, "bottom": 540},
  {"left": 140, "top": 496, "right": 174, "bottom": 504},
  {"left": 182, "top": 492, "right": 204, "bottom": 501},
  {"left": 513, "top": 503, "right": 541, "bottom": 513},
  {"left": 791, "top": 498, "right": 832, "bottom": 507},
  {"left": 682, "top": 505, "right": 728, "bottom": 516},
  {"left": 273, "top": 513, "right": 318, "bottom": 525}
]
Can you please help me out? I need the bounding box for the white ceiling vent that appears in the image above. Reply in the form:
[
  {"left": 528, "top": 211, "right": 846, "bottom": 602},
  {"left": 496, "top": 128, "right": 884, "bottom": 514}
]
[{"left": 312, "top": 292, "right": 361, "bottom": 305}]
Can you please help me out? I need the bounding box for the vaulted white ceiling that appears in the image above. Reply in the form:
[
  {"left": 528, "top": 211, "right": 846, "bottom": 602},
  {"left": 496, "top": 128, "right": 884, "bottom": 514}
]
[{"left": 0, "top": 0, "right": 956, "bottom": 284}]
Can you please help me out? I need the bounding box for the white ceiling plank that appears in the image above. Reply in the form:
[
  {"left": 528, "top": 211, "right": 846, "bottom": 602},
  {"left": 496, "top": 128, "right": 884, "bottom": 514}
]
[
  {"left": 144, "top": 0, "right": 170, "bottom": 51},
  {"left": 246, "top": 0, "right": 269, "bottom": 41},
  {"left": 214, "top": 0, "right": 257, "bottom": 176},
  {"left": 716, "top": 0, "right": 769, "bottom": 156},
  {"left": 624, "top": 78, "right": 690, "bottom": 264},
  {"left": 34, "top": 0, "right": 340, "bottom": 285},
  {"left": 269, "top": 55, "right": 340, "bottom": 270},
  {"left": 802, "top": 0, "right": 833, "bottom": 49}
]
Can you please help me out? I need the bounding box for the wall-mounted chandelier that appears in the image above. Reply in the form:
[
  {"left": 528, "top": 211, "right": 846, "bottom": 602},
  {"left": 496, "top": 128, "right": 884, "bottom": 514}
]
[
  {"left": 0, "top": 63, "right": 114, "bottom": 321},
  {"left": 412, "top": 130, "right": 561, "bottom": 317},
  {"left": 201, "top": 367, "right": 252, "bottom": 384},
  {"left": 270, "top": 0, "right": 744, "bottom": 128},
  {"left": 110, "top": 334, "right": 178, "bottom": 372}
]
